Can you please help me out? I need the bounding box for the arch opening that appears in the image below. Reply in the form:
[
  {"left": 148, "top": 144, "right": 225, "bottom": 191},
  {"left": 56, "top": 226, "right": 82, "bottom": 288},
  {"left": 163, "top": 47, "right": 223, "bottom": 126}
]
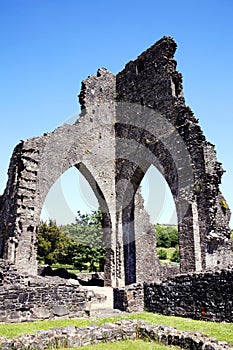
[
  {"left": 39, "top": 163, "right": 113, "bottom": 286},
  {"left": 41, "top": 166, "right": 100, "bottom": 225},
  {"left": 121, "top": 162, "right": 180, "bottom": 285},
  {"left": 141, "top": 165, "right": 178, "bottom": 226}
]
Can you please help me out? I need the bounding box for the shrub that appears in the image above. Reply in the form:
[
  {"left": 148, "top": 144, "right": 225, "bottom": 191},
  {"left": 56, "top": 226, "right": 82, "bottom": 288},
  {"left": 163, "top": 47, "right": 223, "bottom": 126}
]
[
  {"left": 170, "top": 246, "right": 180, "bottom": 263},
  {"left": 158, "top": 248, "right": 167, "bottom": 260},
  {"left": 220, "top": 198, "right": 229, "bottom": 215}
]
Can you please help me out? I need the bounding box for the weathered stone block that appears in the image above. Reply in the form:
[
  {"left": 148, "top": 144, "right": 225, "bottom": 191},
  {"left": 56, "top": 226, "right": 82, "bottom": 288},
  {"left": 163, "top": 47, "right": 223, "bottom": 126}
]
[
  {"left": 52, "top": 305, "right": 70, "bottom": 317},
  {"left": 31, "top": 306, "right": 50, "bottom": 319}
]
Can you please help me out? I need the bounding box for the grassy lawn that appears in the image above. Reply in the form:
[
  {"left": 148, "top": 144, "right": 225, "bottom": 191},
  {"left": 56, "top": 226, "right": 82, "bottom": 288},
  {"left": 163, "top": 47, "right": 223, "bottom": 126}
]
[
  {"left": 0, "top": 312, "right": 233, "bottom": 345},
  {"left": 57, "top": 340, "right": 181, "bottom": 350},
  {"left": 51, "top": 263, "right": 81, "bottom": 274},
  {"left": 165, "top": 248, "right": 176, "bottom": 259}
]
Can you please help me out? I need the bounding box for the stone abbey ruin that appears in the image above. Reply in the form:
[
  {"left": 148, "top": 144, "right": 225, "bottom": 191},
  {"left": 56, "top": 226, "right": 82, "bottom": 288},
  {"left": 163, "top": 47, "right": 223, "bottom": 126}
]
[{"left": 0, "top": 36, "right": 233, "bottom": 324}]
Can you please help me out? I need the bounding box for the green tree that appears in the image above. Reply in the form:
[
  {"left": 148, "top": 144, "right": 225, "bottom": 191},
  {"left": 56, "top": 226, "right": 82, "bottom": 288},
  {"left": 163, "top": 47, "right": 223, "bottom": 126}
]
[
  {"left": 37, "top": 220, "right": 70, "bottom": 265},
  {"left": 61, "top": 210, "right": 105, "bottom": 272},
  {"left": 155, "top": 225, "right": 171, "bottom": 248},
  {"left": 155, "top": 225, "right": 178, "bottom": 248},
  {"left": 167, "top": 226, "right": 179, "bottom": 247},
  {"left": 62, "top": 211, "right": 103, "bottom": 246}
]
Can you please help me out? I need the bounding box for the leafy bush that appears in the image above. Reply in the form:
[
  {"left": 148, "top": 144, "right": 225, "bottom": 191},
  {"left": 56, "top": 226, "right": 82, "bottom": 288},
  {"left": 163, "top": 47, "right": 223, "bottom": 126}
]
[
  {"left": 158, "top": 248, "right": 167, "bottom": 260},
  {"left": 168, "top": 228, "right": 179, "bottom": 247},
  {"left": 220, "top": 197, "right": 229, "bottom": 215},
  {"left": 156, "top": 227, "right": 171, "bottom": 248},
  {"left": 170, "top": 246, "right": 180, "bottom": 263}
]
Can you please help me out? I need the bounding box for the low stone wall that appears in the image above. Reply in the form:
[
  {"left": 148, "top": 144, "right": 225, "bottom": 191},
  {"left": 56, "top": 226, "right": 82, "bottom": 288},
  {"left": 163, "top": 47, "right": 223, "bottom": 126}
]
[
  {"left": 145, "top": 268, "right": 233, "bottom": 322},
  {"left": 159, "top": 263, "right": 180, "bottom": 281},
  {"left": 0, "top": 260, "right": 107, "bottom": 323},
  {"left": 113, "top": 283, "right": 144, "bottom": 312},
  {"left": 0, "top": 277, "right": 88, "bottom": 322},
  {"left": 0, "top": 320, "right": 231, "bottom": 349}
]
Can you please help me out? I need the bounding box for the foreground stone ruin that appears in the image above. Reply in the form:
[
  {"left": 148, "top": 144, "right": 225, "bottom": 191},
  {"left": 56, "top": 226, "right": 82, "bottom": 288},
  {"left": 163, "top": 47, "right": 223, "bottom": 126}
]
[
  {"left": 0, "top": 36, "right": 233, "bottom": 325},
  {"left": 0, "top": 320, "right": 232, "bottom": 350},
  {"left": 0, "top": 261, "right": 108, "bottom": 322},
  {"left": 115, "top": 268, "right": 233, "bottom": 323}
]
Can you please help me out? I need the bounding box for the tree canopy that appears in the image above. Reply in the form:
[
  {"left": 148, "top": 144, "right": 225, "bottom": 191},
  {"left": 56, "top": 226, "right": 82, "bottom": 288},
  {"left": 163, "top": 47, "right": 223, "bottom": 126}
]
[
  {"left": 37, "top": 210, "right": 105, "bottom": 272},
  {"left": 155, "top": 224, "right": 178, "bottom": 248},
  {"left": 37, "top": 215, "right": 180, "bottom": 270},
  {"left": 37, "top": 219, "right": 70, "bottom": 265}
]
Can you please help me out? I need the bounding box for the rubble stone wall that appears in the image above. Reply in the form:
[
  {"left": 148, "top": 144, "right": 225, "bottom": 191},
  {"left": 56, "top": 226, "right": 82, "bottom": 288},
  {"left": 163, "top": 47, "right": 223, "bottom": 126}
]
[
  {"left": 113, "top": 283, "right": 144, "bottom": 313},
  {"left": 0, "top": 260, "right": 91, "bottom": 323},
  {"left": 0, "top": 281, "right": 87, "bottom": 323},
  {"left": 144, "top": 268, "right": 233, "bottom": 323},
  {"left": 113, "top": 267, "right": 233, "bottom": 323},
  {"left": 0, "top": 320, "right": 231, "bottom": 350},
  {"left": 115, "top": 36, "right": 231, "bottom": 273}
]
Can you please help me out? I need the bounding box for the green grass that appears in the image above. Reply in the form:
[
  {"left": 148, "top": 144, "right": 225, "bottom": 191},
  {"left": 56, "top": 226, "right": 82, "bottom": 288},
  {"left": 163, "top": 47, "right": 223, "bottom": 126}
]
[
  {"left": 56, "top": 340, "right": 180, "bottom": 349},
  {"left": 0, "top": 312, "right": 233, "bottom": 345},
  {"left": 126, "top": 313, "right": 233, "bottom": 344},
  {"left": 50, "top": 263, "right": 81, "bottom": 274},
  {"left": 0, "top": 319, "right": 91, "bottom": 338},
  {"left": 166, "top": 248, "right": 176, "bottom": 259}
]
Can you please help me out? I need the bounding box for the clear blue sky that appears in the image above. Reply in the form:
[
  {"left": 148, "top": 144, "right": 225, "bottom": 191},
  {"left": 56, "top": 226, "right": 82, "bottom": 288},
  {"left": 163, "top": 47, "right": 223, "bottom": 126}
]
[{"left": 1, "top": 0, "right": 233, "bottom": 225}]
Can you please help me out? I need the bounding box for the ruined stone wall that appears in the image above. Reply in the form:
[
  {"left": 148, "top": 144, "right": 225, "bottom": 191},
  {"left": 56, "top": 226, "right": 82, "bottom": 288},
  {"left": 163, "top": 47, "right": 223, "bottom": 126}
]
[
  {"left": 134, "top": 189, "right": 160, "bottom": 283},
  {"left": 1, "top": 320, "right": 231, "bottom": 350},
  {"left": 0, "top": 260, "right": 92, "bottom": 322},
  {"left": 203, "top": 142, "right": 231, "bottom": 253},
  {"left": 113, "top": 283, "right": 144, "bottom": 313},
  {"left": 0, "top": 138, "right": 46, "bottom": 275},
  {"left": 0, "top": 70, "right": 117, "bottom": 282},
  {"left": 78, "top": 68, "right": 123, "bottom": 287},
  {"left": 113, "top": 267, "right": 233, "bottom": 323},
  {"left": 0, "top": 36, "right": 231, "bottom": 286},
  {"left": 115, "top": 36, "right": 231, "bottom": 273},
  {"left": 144, "top": 268, "right": 233, "bottom": 323},
  {"left": 113, "top": 263, "right": 180, "bottom": 313},
  {"left": 0, "top": 280, "right": 87, "bottom": 323}
]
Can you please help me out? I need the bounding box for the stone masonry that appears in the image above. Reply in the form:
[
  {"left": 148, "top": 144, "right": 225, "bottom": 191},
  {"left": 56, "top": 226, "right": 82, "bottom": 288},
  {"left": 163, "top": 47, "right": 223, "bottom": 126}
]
[
  {"left": 144, "top": 267, "right": 233, "bottom": 323},
  {"left": 0, "top": 320, "right": 232, "bottom": 350},
  {"left": 0, "top": 260, "right": 107, "bottom": 323},
  {"left": 0, "top": 36, "right": 231, "bottom": 287},
  {"left": 113, "top": 267, "right": 233, "bottom": 323}
]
